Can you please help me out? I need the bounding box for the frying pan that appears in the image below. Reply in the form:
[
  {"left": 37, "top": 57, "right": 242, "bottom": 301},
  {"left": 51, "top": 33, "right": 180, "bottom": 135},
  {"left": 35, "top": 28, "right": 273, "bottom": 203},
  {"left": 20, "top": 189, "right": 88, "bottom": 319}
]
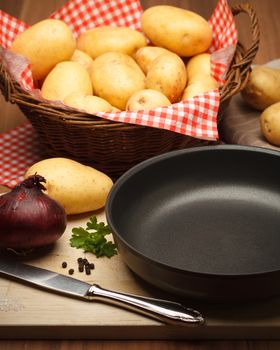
[{"left": 106, "top": 145, "right": 280, "bottom": 302}]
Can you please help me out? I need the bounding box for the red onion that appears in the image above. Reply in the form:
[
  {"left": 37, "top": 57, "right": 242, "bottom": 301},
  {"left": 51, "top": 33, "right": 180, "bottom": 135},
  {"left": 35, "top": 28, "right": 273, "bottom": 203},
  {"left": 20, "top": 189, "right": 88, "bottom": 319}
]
[{"left": 0, "top": 174, "right": 67, "bottom": 250}]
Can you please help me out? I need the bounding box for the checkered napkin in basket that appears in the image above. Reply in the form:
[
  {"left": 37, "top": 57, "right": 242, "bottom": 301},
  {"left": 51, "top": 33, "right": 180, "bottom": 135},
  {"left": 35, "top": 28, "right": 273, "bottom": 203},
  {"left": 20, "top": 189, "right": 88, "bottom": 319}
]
[
  {"left": 0, "top": 0, "right": 237, "bottom": 140},
  {"left": 0, "top": 0, "right": 237, "bottom": 188}
]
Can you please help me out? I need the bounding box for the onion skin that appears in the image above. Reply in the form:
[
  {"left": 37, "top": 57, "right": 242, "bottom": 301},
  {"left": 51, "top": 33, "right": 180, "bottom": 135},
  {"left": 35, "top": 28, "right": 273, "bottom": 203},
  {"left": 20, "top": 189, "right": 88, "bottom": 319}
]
[{"left": 0, "top": 175, "right": 67, "bottom": 250}]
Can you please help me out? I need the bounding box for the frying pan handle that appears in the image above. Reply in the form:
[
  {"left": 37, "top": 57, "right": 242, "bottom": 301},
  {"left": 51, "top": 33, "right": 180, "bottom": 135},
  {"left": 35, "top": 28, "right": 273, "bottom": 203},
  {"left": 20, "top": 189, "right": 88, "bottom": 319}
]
[{"left": 86, "top": 284, "right": 204, "bottom": 325}]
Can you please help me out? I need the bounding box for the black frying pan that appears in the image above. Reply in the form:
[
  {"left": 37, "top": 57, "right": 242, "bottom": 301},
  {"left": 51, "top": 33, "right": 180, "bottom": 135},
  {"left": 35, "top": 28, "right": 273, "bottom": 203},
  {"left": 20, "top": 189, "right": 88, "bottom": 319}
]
[{"left": 106, "top": 145, "right": 280, "bottom": 302}]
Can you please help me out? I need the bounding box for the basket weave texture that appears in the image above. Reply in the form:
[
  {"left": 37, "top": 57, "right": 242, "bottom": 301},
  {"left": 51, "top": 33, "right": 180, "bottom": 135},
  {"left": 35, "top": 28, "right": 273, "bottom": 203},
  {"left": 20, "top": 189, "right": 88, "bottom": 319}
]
[{"left": 0, "top": 4, "right": 260, "bottom": 179}]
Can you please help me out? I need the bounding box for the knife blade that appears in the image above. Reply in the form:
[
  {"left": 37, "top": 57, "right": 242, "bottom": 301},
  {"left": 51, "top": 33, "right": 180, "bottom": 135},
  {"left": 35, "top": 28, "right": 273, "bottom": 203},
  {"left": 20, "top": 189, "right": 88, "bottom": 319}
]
[{"left": 0, "top": 257, "right": 204, "bottom": 325}]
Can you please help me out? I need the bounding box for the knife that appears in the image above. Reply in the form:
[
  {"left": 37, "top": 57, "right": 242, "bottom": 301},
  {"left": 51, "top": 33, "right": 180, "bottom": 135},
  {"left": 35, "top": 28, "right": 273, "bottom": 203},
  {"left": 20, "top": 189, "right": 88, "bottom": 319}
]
[{"left": 0, "top": 257, "right": 204, "bottom": 325}]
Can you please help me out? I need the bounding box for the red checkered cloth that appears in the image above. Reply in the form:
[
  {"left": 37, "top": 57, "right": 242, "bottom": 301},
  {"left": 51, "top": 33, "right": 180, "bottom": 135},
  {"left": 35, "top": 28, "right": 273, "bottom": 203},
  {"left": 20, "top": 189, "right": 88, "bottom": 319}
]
[
  {"left": 50, "top": 0, "right": 143, "bottom": 36},
  {"left": 209, "top": 0, "right": 238, "bottom": 84},
  {"left": 0, "top": 0, "right": 237, "bottom": 141},
  {"left": 0, "top": 122, "right": 42, "bottom": 188}
]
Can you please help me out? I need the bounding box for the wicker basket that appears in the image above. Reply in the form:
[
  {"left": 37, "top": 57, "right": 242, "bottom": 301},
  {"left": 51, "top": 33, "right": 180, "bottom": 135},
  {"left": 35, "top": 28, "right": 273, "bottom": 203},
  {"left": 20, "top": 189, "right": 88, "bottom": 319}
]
[{"left": 0, "top": 4, "right": 260, "bottom": 179}]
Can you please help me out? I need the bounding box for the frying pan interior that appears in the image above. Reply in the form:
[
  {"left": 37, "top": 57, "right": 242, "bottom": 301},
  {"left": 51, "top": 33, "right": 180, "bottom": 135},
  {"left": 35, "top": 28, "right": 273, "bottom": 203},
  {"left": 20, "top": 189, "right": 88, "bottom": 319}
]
[{"left": 106, "top": 145, "right": 280, "bottom": 300}]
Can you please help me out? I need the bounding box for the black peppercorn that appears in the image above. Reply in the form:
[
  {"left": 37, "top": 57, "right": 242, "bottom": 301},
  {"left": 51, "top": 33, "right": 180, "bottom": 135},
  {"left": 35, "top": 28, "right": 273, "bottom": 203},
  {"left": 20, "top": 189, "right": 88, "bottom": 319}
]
[
  {"left": 68, "top": 268, "right": 74, "bottom": 275},
  {"left": 62, "top": 261, "right": 67, "bottom": 268}
]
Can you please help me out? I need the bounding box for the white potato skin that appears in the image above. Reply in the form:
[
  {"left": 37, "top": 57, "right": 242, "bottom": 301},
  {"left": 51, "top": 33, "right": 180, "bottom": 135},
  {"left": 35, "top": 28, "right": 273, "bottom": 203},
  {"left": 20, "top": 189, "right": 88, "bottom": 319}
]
[
  {"left": 70, "top": 49, "right": 94, "bottom": 74},
  {"left": 185, "top": 53, "right": 211, "bottom": 82},
  {"left": 182, "top": 75, "right": 218, "bottom": 100},
  {"left": 77, "top": 26, "right": 147, "bottom": 59},
  {"left": 141, "top": 6, "right": 212, "bottom": 57},
  {"left": 241, "top": 66, "right": 280, "bottom": 111},
  {"left": 126, "top": 89, "right": 171, "bottom": 111},
  {"left": 41, "top": 61, "right": 93, "bottom": 102},
  {"left": 260, "top": 102, "right": 280, "bottom": 146},
  {"left": 64, "top": 93, "right": 113, "bottom": 114},
  {"left": 10, "top": 19, "right": 76, "bottom": 81},
  {"left": 134, "top": 46, "right": 172, "bottom": 74},
  {"left": 146, "top": 52, "right": 187, "bottom": 103},
  {"left": 90, "top": 52, "right": 146, "bottom": 110},
  {"left": 25, "top": 158, "right": 113, "bottom": 215}
]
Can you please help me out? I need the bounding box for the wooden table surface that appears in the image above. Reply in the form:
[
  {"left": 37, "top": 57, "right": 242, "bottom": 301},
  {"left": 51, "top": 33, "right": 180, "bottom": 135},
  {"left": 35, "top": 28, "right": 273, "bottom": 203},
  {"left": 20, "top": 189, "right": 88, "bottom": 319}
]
[{"left": 1, "top": 0, "right": 280, "bottom": 349}]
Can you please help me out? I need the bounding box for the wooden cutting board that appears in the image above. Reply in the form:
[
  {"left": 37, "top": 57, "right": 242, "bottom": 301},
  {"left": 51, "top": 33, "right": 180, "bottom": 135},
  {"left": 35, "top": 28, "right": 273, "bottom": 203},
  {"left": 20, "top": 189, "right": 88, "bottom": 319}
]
[{"left": 1, "top": 210, "right": 280, "bottom": 340}]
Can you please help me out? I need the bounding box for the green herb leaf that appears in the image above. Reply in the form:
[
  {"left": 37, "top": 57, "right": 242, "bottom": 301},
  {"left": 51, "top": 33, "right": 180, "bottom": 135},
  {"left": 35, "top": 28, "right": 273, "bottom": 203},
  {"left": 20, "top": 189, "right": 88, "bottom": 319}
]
[
  {"left": 86, "top": 216, "right": 111, "bottom": 235},
  {"left": 70, "top": 216, "right": 117, "bottom": 258}
]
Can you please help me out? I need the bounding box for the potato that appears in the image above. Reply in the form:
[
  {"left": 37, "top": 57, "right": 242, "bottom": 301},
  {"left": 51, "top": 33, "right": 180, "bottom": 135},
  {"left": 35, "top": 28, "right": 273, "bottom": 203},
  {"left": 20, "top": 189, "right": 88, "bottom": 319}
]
[
  {"left": 70, "top": 49, "right": 94, "bottom": 73},
  {"left": 111, "top": 107, "right": 121, "bottom": 112},
  {"left": 64, "top": 93, "right": 113, "bottom": 113},
  {"left": 186, "top": 53, "right": 211, "bottom": 82},
  {"left": 134, "top": 46, "right": 172, "bottom": 74},
  {"left": 41, "top": 61, "right": 93, "bottom": 101},
  {"left": 182, "top": 75, "right": 218, "bottom": 100},
  {"left": 25, "top": 158, "right": 113, "bottom": 215},
  {"left": 260, "top": 102, "right": 280, "bottom": 146},
  {"left": 182, "top": 53, "right": 218, "bottom": 99},
  {"left": 126, "top": 89, "right": 171, "bottom": 111},
  {"left": 146, "top": 52, "right": 187, "bottom": 103},
  {"left": 241, "top": 66, "right": 280, "bottom": 111},
  {"left": 77, "top": 26, "right": 147, "bottom": 59},
  {"left": 141, "top": 6, "right": 212, "bottom": 57},
  {"left": 10, "top": 19, "right": 76, "bottom": 81},
  {"left": 90, "top": 52, "right": 146, "bottom": 110}
]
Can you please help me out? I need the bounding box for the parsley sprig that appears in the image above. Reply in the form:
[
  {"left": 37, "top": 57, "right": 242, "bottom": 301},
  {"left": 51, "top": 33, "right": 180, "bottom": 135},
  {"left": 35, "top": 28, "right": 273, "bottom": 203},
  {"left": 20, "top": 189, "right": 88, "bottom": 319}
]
[{"left": 70, "top": 216, "right": 117, "bottom": 258}]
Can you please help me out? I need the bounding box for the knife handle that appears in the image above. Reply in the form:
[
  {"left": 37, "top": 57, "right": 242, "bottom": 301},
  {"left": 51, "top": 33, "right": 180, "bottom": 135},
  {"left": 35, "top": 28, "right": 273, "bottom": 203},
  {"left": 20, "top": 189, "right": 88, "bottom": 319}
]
[{"left": 86, "top": 284, "right": 204, "bottom": 325}]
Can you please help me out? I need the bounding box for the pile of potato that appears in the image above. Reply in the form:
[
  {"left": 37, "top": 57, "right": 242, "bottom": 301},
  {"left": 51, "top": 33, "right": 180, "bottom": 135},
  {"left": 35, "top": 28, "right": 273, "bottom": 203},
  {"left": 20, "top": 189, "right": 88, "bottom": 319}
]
[
  {"left": 241, "top": 66, "right": 280, "bottom": 146},
  {"left": 10, "top": 5, "right": 218, "bottom": 114}
]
